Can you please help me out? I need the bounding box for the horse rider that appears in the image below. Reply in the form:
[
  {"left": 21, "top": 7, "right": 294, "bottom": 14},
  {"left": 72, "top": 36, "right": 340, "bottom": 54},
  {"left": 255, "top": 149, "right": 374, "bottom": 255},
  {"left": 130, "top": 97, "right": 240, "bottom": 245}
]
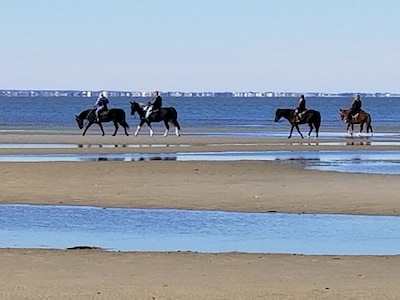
[
  {"left": 94, "top": 91, "right": 110, "bottom": 122},
  {"left": 145, "top": 91, "right": 163, "bottom": 119},
  {"left": 347, "top": 94, "right": 362, "bottom": 123},
  {"left": 294, "top": 94, "right": 307, "bottom": 122}
]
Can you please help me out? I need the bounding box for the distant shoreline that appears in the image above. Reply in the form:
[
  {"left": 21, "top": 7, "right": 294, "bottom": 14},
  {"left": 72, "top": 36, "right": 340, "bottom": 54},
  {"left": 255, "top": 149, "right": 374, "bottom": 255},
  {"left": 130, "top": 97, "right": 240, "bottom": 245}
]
[{"left": 1, "top": 89, "right": 400, "bottom": 98}]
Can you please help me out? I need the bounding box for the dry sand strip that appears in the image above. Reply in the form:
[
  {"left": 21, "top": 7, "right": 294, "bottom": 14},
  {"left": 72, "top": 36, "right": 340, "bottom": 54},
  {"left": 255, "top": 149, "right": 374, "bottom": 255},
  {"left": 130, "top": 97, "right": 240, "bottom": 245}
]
[
  {"left": 0, "top": 249, "right": 399, "bottom": 300},
  {"left": 1, "top": 160, "right": 399, "bottom": 215}
]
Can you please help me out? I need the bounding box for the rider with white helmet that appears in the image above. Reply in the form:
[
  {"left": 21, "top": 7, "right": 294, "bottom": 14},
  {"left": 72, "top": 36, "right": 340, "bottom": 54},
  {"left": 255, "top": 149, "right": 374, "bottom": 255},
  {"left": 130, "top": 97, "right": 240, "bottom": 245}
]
[{"left": 94, "top": 91, "right": 109, "bottom": 122}]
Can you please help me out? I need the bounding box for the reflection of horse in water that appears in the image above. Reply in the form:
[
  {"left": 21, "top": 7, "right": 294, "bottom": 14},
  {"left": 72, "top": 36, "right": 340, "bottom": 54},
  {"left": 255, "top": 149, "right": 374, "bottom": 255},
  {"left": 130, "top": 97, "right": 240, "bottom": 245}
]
[
  {"left": 339, "top": 108, "right": 373, "bottom": 137},
  {"left": 274, "top": 108, "right": 321, "bottom": 138},
  {"left": 130, "top": 101, "right": 181, "bottom": 136},
  {"left": 75, "top": 108, "right": 129, "bottom": 136}
]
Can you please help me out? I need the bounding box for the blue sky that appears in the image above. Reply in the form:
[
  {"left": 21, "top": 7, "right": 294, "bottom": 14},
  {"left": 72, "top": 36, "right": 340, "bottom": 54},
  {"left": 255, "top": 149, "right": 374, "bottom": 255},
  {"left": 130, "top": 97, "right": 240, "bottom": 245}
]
[{"left": 1, "top": 0, "right": 399, "bottom": 93}]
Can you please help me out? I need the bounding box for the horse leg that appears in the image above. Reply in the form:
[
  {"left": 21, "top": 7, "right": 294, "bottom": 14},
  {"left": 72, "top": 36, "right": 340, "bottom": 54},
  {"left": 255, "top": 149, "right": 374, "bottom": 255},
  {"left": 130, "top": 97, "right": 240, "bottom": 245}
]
[
  {"left": 120, "top": 120, "right": 129, "bottom": 136},
  {"left": 368, "top": 123, "right": 373, "bottom": 135},
  {"left": 82, "top": 121, "right": 95, "bottom": 136},
  {"left": 163, "top": 120, "right": 170, "bottom": 137},
  {"left": 98, "top": 123, "right": 105, "bottom": 136},
  {"left": 294, "top": 124, "right": 303, "bottom": 139},
  {"left": 288, "top": 125, "right": 294, "bottom": 138},
  {"left": 307, "top": 123, "right": 314, "bottom": 138},
  {"left": 144, "top": 120, "right": 154, "bottom": 136},
  {"left": 134, "top": 120, "right": 145, "bottom": 136},
  {"left": 346, "top": 123, "right": 353, "bottom": 137},
  {"left": 112, "top": 121, "right": 119, "bottom": 136},
  {"left": 148, "top": 126, "right": 154, "bottom": 136},
  {"left": 173, "top": 120, "right": 181, "bottom": 136},
  {"left": 134, "top": 125, "right": 141, "bottom": 136},
  {"left": 358, "top": 122, "right": 364, "bottom": 137}
]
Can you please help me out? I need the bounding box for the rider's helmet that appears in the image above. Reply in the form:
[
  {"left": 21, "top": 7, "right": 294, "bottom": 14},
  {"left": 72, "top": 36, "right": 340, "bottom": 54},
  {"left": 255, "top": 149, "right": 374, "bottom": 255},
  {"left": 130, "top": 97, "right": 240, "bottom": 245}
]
[{"left": 101, "top": 91, "right": 108, "bottom": 98}]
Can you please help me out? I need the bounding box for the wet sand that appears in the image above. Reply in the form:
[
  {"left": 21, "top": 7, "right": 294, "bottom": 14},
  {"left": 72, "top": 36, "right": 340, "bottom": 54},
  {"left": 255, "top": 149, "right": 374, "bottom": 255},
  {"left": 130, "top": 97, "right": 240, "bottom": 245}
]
[{"left": 1, "top": 133, "right": 400, "bottom": 299}]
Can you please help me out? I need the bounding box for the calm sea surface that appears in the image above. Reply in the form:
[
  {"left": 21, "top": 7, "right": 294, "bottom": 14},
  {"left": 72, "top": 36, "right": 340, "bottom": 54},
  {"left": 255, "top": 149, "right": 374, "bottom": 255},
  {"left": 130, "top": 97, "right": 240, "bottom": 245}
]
[{"left": 0, "top": 96, "right": 399, "bottom": 135}]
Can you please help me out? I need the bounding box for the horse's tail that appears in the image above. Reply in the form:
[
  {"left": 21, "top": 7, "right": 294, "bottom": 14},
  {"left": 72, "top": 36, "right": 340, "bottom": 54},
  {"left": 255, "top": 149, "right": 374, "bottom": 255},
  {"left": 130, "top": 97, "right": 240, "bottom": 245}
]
[
  {"left": 169, "top": 108, "right": 181, "bottom": 130},
  {"left": 120, "top": 110, "right": 129, "bottom": 128},
  {"left": 122, "top": 120, "right": 130, "bottom": 129},
  {"left": 314, "top": 110, "right": 321, "bottom": 134},
  {"left": 367, "top": 113, "right": 373, "bottom": 133}
]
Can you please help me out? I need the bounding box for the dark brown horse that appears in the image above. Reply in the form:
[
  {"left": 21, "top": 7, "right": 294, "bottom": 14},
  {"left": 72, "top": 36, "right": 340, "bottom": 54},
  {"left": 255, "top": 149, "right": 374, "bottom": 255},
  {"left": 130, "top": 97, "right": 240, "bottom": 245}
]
[
  {"left": 339, "top": 108, "right": 373, "bottom": 137},
  {"left": 75, "top": 108, "right": 129, "bottom": 136},
  {"left": 274, "top": 108, "right": 321, "bottom": 139}
]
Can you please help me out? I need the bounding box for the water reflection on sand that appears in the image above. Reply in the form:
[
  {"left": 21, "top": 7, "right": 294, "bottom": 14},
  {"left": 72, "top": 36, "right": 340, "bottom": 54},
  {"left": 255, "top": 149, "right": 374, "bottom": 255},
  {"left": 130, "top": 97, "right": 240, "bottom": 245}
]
[
  {"left": 1, "top": 205, "right": 399, "bottom": 255},
  {"left": 0, "top": 148, "right": 400, "bottom": 174}
]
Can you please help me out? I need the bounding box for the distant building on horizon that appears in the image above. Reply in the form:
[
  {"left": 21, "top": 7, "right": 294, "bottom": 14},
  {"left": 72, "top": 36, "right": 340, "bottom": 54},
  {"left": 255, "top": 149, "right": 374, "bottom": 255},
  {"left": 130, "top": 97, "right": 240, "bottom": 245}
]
[{"left": 0, "top": 89, "right": 399, "bottom": 98}]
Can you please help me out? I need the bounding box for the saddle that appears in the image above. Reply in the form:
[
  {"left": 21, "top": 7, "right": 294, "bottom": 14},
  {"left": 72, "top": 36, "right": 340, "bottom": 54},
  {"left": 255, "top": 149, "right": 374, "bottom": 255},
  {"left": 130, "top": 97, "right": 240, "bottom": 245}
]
[
  {"left": 295, "top": 110, "right": 307, "bottom": 123},
  {"left": 99, "top": 109, "right": 109, "bottom": 117},
  {"left": 148, "top": 109, "right": 160, "bottom": 119},
  {"left": 87, "top": 109, "right": 109, "bottom": 119},
  {"left": 350, "top": 110, "right": 364, "bottom": 123}
]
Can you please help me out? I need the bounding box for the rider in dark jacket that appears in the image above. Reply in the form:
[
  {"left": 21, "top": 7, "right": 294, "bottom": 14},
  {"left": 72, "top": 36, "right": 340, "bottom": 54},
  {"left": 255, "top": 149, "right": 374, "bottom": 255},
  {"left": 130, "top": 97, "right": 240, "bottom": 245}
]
[
  {"left": 294, "top": 94, "right": 307, "bottom": 122},
  {"left": 145, "top": 91, "right": 163, "bottom": 119},
  {"left": 347, "top": 94, "right": 362, "bottom": 123}
]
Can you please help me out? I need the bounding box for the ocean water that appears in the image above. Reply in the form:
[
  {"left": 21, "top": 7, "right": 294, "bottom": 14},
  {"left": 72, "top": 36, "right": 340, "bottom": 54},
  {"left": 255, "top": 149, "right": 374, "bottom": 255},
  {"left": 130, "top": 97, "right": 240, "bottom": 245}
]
[{"left": 0, "top": 96, "right": 399, "bottom": 135}]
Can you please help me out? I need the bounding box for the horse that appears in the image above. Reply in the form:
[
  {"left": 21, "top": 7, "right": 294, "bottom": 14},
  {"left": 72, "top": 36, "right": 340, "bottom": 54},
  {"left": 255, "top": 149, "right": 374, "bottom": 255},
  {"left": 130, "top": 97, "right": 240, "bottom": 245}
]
[
  {"left": 339, "top": 108, "right": 373, "bottom": 137},
  {"left": 130, "top": 101, "right": 181, "bottom": 136},
  {"left": 75, "top": 108, "right": 129, "bottom": 136},
  {"left": 274, "top": 108, "right": 321, "bottom": 139}
]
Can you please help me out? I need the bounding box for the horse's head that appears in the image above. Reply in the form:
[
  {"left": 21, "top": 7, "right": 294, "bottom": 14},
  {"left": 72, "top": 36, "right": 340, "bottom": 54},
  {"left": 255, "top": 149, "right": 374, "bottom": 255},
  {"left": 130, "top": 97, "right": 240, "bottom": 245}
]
[
  {"left": 75, "top": 115, "right": 84, "bottom": 129},
  {"left": 130, "top": 101, "right": 139, "bottom": 116},
  {"left": 274, "top": 109, "right": 283, "bottom": 122},
  {"left": 130, "top": 101, "right": 147, "bottom": 118},
  {"left": 339, "top": 109, "right": 348, "bottom": 121}
]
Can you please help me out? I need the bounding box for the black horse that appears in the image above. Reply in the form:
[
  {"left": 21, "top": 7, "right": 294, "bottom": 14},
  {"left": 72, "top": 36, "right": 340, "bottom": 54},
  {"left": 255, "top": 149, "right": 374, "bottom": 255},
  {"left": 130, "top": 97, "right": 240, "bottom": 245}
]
[
  {"left": 75, "top": 108, "right": 129, "bottom": 136},
  {"left": 130, "top": 101, "right": 181, "bottom": 136},
  {"left": 274, "top": 108, "right": 321, "bottom": 138}
]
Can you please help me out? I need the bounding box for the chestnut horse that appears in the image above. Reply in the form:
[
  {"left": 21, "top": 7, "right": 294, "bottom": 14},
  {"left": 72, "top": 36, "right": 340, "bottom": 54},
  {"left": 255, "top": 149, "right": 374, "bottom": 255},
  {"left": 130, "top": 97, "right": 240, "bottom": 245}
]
[{"left": 339, "top": 109, "right": 373, "bottom": 137}]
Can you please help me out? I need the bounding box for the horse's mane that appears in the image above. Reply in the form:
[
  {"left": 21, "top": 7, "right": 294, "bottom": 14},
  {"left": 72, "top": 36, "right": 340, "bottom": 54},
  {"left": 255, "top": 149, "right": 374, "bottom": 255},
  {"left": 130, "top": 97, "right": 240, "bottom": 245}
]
[
  {"left": 135, "top": 102, "right": 147, "bottom": 109},
  {"left": 277, "top": 108, "right": 295, "bottom": 112},
  {"left": 78, "top": 109, "right": 92, "bottom": 118}
]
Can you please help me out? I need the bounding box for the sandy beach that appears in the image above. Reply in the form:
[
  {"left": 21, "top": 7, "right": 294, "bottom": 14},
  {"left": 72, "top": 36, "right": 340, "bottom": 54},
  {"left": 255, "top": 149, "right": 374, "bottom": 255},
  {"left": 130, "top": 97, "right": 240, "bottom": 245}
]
[{"left": 1, "top": 134, "right": 399, "bottom": 299}]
